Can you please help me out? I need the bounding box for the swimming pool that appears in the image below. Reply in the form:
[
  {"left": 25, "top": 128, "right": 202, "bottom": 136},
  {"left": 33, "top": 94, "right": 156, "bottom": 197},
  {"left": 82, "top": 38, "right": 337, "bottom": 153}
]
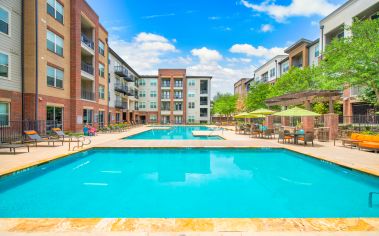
[
  {"left": 125, "top": 126, "right": 223, "bottom": 140},
  {"left": 1, "top": 148, "right": 379, "bottom": 218}
]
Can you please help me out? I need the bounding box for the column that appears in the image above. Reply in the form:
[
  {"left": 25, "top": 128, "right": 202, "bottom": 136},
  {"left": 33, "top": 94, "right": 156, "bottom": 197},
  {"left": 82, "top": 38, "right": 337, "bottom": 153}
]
[
  {"left": 264, "top": 115, "right": 274, "bottom": 129},
  {"left": 324, "top": 113, "right": 339, "bottom": 140}
]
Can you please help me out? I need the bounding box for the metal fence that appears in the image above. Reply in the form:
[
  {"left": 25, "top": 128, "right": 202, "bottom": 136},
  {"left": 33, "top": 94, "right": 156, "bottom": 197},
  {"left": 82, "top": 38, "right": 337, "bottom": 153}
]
[
  {"left": 339, "top": 115, "right": 379, "bottom": 132},
  {"left": 0, "top": 120, "right": 48, "bottom": 143}
]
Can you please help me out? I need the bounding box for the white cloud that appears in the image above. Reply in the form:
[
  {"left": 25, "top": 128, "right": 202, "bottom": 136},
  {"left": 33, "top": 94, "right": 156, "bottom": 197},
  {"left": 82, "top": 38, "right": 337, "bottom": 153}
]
[
  {"left": 229, "top": 44, "right": 285, "bottom": 59},
  {"left": 311, "top": 20, "right": 319, "bottom": 26},
  {"left": 142, "top": 13, "right": 176, "bottom": 19},
  {"left": 260, "top": 24, "right": 274, "bottom": 32},
  {"left": 240, "top": 0, "right": 340, "bottom": 22},
  {"left": 191, "top": 47, "right": 223, "bottom": 63},
  {"left": 209, "top": 16, "right": 221, "bottom": 20}
]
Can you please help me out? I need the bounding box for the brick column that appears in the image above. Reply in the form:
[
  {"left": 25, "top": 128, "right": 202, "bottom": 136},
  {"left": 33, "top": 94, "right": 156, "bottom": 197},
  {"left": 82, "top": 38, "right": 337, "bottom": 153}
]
[
  {"left": 343, "top": 98, "right": 353, "bottom": 124},
  {"left": 301, "top": 116, "right": 314, "bottom": 133},
  {"left": 324, "top": 113, "right": 339, "bottom": 140},
  {"left": 281, "top": 117, "right": 290, "bottom": 126},
  {"left": 264, "top": 115, "right": 274, "bottom": 129}
]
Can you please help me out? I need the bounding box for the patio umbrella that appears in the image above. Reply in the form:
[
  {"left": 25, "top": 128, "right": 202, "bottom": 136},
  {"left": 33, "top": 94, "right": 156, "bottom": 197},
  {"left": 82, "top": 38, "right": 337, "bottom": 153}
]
[
  {"left": 249, "top": 108, "right": 276, "bottom": 115},
  {"left": 273, "top": 107, "right": 321, "bottom": 117},
  {"left": 235, "top": 112, "right": 265, "bottom": 119}
]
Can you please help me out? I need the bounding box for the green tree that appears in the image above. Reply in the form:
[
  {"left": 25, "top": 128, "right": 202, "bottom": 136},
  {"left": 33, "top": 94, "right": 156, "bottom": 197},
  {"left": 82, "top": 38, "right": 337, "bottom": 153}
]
[
  {"left": 245, "top": 82, "right": 272, "bottom": 111},
  {"left": 212, "top": 93, "right": 237, "bottom": 121},
  {"left": 320, "top": 18, "right": 379, "bottom": 104}
]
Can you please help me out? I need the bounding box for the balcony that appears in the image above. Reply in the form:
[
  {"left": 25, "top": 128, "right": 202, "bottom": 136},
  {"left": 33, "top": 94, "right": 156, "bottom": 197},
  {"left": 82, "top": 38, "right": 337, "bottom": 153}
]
[
  {"left": 81, "top": 62, "right": 94, "bottom": 75},
  {"left": 81, "top": 34, "right": 94, "bottom": 52},
  {"left": 115, "top": 101, "right": 128, "bottom": 109},
  {"left": 134, "top": 91, "right": 139, "bottom": 99},
  {"left": 134, "top": 105, "right": 139, "bottom": 111},
  {"left": 81, "top": 90, "right": 95, "bottom": 101},
  {"left": 161, "top": 82, "right": 171, "bottom": 88},
  {"left": 126, "top": 89, "right": 135, "bottom": 97},
  {"left": 174, "top": 95, "right": 183, "bottom": 99},
  {"left": 114, "top": 66, "right": 128, "bottom": 77},
  {"left": 124, "top": 74, "right": 134, "bottom": 82},
  {"left": 200, "top": 90, "right": 208, "bottom": 95},
  {"left": 174, "top": 82, "right": 183, "bottom": 88},
  {"left": 114, "top": 83, "right": 128, "bottom": 94},
  {"left": 161, "top": 95, "right": 170, "bottom": 100}
]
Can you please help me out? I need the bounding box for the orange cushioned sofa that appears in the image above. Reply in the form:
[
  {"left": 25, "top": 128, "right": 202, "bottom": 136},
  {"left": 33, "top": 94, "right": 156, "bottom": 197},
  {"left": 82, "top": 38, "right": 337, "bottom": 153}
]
[{"left": 356, "top": 134, "right": 379, "bottom": 153}]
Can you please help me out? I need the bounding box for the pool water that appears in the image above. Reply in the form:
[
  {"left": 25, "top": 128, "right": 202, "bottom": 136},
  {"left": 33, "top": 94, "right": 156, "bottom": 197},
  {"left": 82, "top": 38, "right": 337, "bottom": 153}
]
[
  {"left": 125, "top": 126, "right": 223, "bottom": 140},
  {"left": 1, "top": 148, "right": 379, "bottom": 218}
]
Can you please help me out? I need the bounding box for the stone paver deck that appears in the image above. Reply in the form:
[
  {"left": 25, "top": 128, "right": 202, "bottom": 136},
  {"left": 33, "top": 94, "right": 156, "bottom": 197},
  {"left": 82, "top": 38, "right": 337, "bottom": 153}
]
[{"left": 1, "top": 125, "right": 379, "bottom": 235}]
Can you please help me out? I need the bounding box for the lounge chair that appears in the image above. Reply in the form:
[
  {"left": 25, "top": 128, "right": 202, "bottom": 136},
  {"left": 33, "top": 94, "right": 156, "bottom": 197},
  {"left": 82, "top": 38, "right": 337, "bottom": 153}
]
[
  {"left": 24, "top": 130, "right": 63, "bottom": 147},
  {"left": 298, "top": 132, "right": 315, "bottom": 146},
  {"left": 51, "top": 128, "right": 91, "bottom": 150},
  {"left": 359, "top": 142, "right": 379, "bottom": 153},
  {"left": 0, "top": 143, "right": 30, "bottom": 154}
]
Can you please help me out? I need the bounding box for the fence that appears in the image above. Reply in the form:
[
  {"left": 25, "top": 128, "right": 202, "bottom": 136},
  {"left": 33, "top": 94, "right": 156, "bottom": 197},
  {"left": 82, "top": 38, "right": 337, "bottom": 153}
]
[
  {"left": 0, "top": 120, "right": 48, "bottom": 143},
  {"left": 339, "top": 115, "right": 379, "bottom": 132}
]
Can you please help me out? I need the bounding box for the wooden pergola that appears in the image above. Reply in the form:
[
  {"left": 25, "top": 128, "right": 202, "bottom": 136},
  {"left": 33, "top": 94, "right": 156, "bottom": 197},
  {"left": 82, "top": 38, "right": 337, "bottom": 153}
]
[{"left": 265, "top": 90, "right": 342, "bottom": 112}]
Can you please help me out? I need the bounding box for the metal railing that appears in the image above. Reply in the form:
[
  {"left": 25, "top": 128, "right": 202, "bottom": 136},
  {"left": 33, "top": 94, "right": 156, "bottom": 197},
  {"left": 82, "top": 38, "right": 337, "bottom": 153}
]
[
  {"left": 81, "top": 90, "right": 95, "bottom": 100},
  {"left": 81, "top": 34, "right": 94, "bottom": 49},
  {"left": 0, "top": 120, "right": 48, "bottom": 143},
  {"left": 161, "top": 83, "right": 170, "bottom": 88},
  {"left": 339, "top": 115, "right": 379, "bottom": 131},
  {"left": 81, "top": 62, "right": 94, "bottom": 75},
  {"left": 115, "top": 101, "right": 128, "bottom": 109},
  {"left": 114, "top": 83, "right": 128, "bottom": 93},
  {"left": 200, "top": 90, "right": 208, "bottom": 94},
  {"left": 114, "top": 65, "right": 128, "bottom": 77}
]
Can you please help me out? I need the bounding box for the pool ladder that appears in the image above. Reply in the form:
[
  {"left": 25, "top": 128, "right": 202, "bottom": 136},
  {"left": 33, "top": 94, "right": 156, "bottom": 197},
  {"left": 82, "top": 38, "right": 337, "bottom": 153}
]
[{"left": 369, "top": 192, "right": 379, "bottom": 208}]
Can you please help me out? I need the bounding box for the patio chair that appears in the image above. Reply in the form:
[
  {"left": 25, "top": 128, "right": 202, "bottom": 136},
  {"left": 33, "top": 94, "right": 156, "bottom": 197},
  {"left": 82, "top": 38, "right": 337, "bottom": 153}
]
[
  {"left": 24, "top": 130, "right": 63, "bottom": 147},
  {"left": 298, "top": 132, "right": 315, "bottom": 146},
  {"left": 51, "top": 128, "right": 91, "bottom": 150},
  {"left": 263, "top": 129, "right": 275, "bottom": 139},
  {"left": 0, "top": 142, "right": 30, "bottom": 154},
  {"left": 278, "top": 130, "right": 294, "bottom": 144}
]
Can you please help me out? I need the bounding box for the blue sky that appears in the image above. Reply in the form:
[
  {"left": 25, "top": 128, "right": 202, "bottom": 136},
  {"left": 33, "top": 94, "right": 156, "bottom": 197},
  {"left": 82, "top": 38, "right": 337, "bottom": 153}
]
[{"left": 87, "top": 0, "right": 346, "bottom": 96}]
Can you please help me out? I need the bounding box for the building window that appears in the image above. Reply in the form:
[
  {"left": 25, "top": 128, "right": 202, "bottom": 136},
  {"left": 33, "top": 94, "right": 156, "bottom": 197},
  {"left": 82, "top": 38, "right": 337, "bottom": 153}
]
[
  {"left": 98, "top": 40, "right": 105, "bottom": 56},
  {"left": 269, "top": 68, "right": 275, "bottom": 78},
  {"left": 337, "top": 31, "right": 344, "bottom": 39},
  {"left": 175, "top": 102, "right": 182, "bottom": 111},
  {"left": 0, "top": 7, "right": 9, "bottom": 35},
  {"left": 0, "top": 52, "right": 9, "bottom": 79},
  {"left": 83, "top": 109, "right": 93, "bottom": 125},
  {"left": 188, "top": 92, "right": 195, "bottom": 98},
  {"left": 150, "top": 102, "right": 157, "bottom": 109},
  {"left": 138, "top": 79, "right": 146, "bottom": 86},
  {"left": 188, "top": 102, "right": 195, "bottom": 109},
  {"left": 174, "top": 91, "right": 183, "bottom": 99},
  {"left": 47, "top": 30, "right": 63, "bottom": 56},
  {"left": 98, "top": 85, "right": 105, "bottom": 99},
  {"left": 162, "top": 91, "right": 170, "bottom": 99},
  {"left": 150, "top": 91, "right": 157, "bottom": 97},
  {"left": 150, "top": 114, "right": 157, "bottom": 122},
  {"left": 282, "top": 61, "right": 289, "bottom": 73},
  {"left": 200, "top": 108, "right": 208, "bottom": 117},
  {"left": 98, "top": 111, "right": 105, "bottom": 127},
  {"left": 0, "top": 102, "right": 10, "bottom": 125},
  {"left": 188, "top": 115, "right": 195, "bottom": 123},
  {"left": 200, "top": 97, "right": 208, "bottom": 106},
  {"left": 47, "top": 65, "right": 63, "bottom": 88},
  {"left": 115, "top": 113, "right": 121, "bottom": 123},
  {"left": 46, "top": 106, "right": 63, "bottom": 131},
  {"left": 47, "top": 0, "right": 64, "bottom": 24},
  {"left": 150, "top": 79, "right": 157, "bottom": 86},
  {"left": 314, "top": 45, "right": 320, "bottom": 58},
  {"left": 139, "top": 91, "right": 146, "bottom": 97},
  {"left": 99, "top": 63, "right": 105, "bottom": 78},
  {"left": 139, "top": 102, "right": 146, "bottom": 109},
  {"left": 188, "top": 80, "right": 195, "bottom": 86}
]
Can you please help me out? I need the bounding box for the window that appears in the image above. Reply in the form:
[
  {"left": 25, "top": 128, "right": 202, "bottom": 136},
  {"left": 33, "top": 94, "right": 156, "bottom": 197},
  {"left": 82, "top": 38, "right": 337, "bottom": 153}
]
[
  {"left": 98, "top": 85, "right": 105, "bottom": 99},
  {"left": 282, "top": 61, "right": 289, "bottom": 73},
  {"left": 47, "top": 0, "right": 64, "bottom": 23},
  {"left": 0, "top": 7, "right": 9, "bottom": 35},
  {"left": 188, "top": 115, "right": 195, "bottom": 123},
  {"left": 200, "top": 97, "right": 208, "bottom": 106},
  {"left": 46, "top": 106, "right": 63, "bottom": 130},
  {"left": 83, "top": 109, "right": 93, "bottom": 125},
  {"left": 0, "top": 102, "right": 10, "bottom": 125},
  {"left": 314, "top": 45, "right": 320, "bottom": 58},
  {"left": 98, "top": 40, "right": 105, "bottom": 56},
  {"left": 188, "top": 102, "right": 195, "bottom": 109},
  {"left": 150, "top": 91, "right": 157, "bottom": 98},
  {"left": 188, "top": 92, "right": 195, "bottom": 98},
  {"left": 150, "top": 79, "right": 157, "bottom": 86},
  {"left": 47, "top": 65, "right": 63, "bottom": 88},
  {"left": 98, "top": 111, "right": 105, "bottom": 127},
  {"left": 139, "top": 102, "right": 146, "bottom": 109},
  {"left": 139, "top": 91, "right": 146, "bottom": 97},
  {"left": 150, "top": 114, "right": 157, "bottom": 122},
  {"left": 200, "top": 80, "right": 208, "bottom": 94},
  {"left": 200, "top": 108, "right": 208, "bottom": 117},
  {"left": 150, "top": 102, "right": 157, "bottom": 109},
  {"left": 115, "top": 113, "right": 121, "bottom": 123},
  {"left": 269, "top": 68, "right": 275, "bottom": 78},
  {"left": 162, "top": 91, "right": 170, "bottom": 99},
  {"left": 175, "top": 102, "right": 182, "bottom": 111},
  {"left": 138, "top": 79, "right": 146, "bottom": 86},
  {"left": 99, "top": 63, "right": 105, "bottom": 77},
  {"left": 174, "top": 91, "right": 183, "bottom": 99},
  {"left": 188, "top": 80, "right": 195, "bottom": 86},
  {"left": 337, "top": 31, "right": 344, "bottom": 39},
  {"left": 47, "top": 30, "right": 63, "bottom": 56},
  {"left": 0, "top": 52, "right": 9, "bottom": 79}
]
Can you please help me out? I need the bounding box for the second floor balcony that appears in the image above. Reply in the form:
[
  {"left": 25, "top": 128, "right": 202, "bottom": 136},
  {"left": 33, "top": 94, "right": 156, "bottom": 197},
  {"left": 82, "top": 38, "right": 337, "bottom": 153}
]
[
  {"left": 81, "top": 34, "right": 94, "bottom": 50},
  {"left": 81, "top": 62, "right": 94, "bottom": 75},
  {"left": 114, "top": 83, "right": 128, "bottom": 94},
  {"left": 81, "top": 90, "right": 95, "bottom": 101}
]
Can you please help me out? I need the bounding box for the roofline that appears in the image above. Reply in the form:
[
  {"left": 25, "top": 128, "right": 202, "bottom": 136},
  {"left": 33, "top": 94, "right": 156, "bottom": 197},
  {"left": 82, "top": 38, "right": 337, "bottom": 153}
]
[
  {"left": 109, "top": 47, "right": 140, "bottom": 77},
  {"left": 254, "top": 55, "right": 288, "bottom": 73},
  {"left": 284, "top": 38, "right": 313, "bottom": 53},
  {"left": 308, "top": 38, "right": 320, "bottom": 48},
  {"left": 140, "top": 75, "right": 158, "bottom": 78},
  {"left": 320, "top": 0, "right": 357, "bottom": 24},
  {"left": 278, "top": 56, "right": 289, "bottom": 64},
  {"left": 186, "top": 76, "right": 213, "bottom": 79},
  {"left": 234, "top": 78, "right": 247, "bottom": 86}
]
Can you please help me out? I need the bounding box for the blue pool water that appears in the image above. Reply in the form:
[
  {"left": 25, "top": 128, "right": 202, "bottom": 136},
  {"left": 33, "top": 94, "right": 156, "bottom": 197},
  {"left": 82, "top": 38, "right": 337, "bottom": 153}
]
[
  {"left": 1, "top": 148, "right": 379, "bottom": 218},
  {"left": 126, "top": 126, "right": 223, "bottom": 140}
]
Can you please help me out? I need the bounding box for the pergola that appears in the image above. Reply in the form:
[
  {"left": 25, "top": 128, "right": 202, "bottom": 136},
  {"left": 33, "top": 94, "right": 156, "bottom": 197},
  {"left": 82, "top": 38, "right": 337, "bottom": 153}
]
[{"left": 265, "top": 90, "right": 342, "bottom": 112}]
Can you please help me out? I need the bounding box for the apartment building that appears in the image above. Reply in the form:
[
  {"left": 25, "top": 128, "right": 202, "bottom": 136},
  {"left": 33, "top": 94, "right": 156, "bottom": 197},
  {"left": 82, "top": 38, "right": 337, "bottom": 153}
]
[
  {"left": 254, "top": 55, "right": 288, "bottom": 84},
  {"left": 284, "top": 38, "right": 320, "bottom": 69},
  {"left": 234, "top": 78, "right": 247, "bottom": 97},
  {"left": 0, "top": 0, "right": 23, "bottom": 124},
  {"left": 138, "top": 69, "right": 212, "bottom": 124},
  {"left": 108, "top": 48, "right": 139, "bottom": 124},
  {"left": 22, "top": 0, "right": 109, "bottom": 131},
  {"left": 320, "top": 0, "right": 379, "bottom": 116}
]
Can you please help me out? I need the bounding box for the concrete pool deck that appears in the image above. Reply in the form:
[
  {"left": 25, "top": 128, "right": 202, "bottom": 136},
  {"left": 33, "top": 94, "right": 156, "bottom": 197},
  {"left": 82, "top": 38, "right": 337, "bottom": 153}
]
[{"left": 1, "top": 125, "right": 379, "bottom": 235}]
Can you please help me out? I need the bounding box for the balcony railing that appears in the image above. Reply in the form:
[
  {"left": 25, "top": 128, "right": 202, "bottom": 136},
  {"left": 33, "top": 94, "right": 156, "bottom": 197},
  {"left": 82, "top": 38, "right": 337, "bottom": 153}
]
[
  {"left": 81, "top": 62, "right": 94, "bottom": 75},
  {"left": 81, "top": 34, "right": 94, "bottom": 49},
  {"left": 126, "top": 89, "right": 135, "bottom": 97},
  {"left": 200, "top": 101, "right": 208, "bottom": 106},
  {"left": 114, "top": 65, "right": 128, "bottom": 77},
  {"left": 174, "top": 83, "right": 183, "bottom": 87},
  {"left": 161, "top": 107, "right": 171, "bottom": 111},
  {"left": 161, "top": 82, "right": 170, "bottom": 88},
  {"left": 81, "top": 90, "right": 95, "bottom": 101},
  {"left": 161, "top": 95, "right": 170, "bottom": 99},
  {"left": 114, "top": 83, "right": 128, "bottom": 94},
  {"left": 200, "top": 113, "right": 208, "bottom": 117},
  {"left": 174, "top": 95, "right": 183, "bottom": 99},
  {"left": 115, "top": 101, "right": 128, "bottom": 109},
  {"left": 200, "top": 90, "right": 208, "bottom": 94},
  {"left": 124, "top": 74, "right": 134, "bottom": 82}
]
